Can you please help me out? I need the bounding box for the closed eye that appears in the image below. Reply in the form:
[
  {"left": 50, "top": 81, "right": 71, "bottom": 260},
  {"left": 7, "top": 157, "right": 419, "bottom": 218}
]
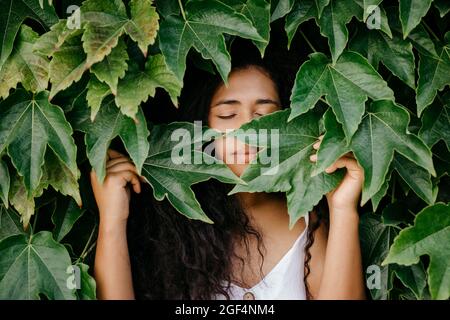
[{"left": 217, "top": 114, "right": 236, "bottom": 119}]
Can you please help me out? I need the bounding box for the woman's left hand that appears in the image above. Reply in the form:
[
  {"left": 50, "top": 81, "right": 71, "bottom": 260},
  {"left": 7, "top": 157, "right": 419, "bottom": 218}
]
[{"left": 309, "top": 135, "right": 365, "bottom": 213}]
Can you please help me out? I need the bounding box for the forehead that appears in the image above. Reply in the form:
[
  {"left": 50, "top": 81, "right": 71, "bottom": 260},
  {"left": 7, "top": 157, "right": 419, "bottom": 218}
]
[{"left": 211, "top": 66, "right": 279, "bottom": 102}]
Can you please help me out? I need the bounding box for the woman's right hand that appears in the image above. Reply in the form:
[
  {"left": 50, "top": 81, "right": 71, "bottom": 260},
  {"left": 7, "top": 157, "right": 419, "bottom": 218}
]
[{"left": 91, "top": 149, "right": 144, "bottom": 226}]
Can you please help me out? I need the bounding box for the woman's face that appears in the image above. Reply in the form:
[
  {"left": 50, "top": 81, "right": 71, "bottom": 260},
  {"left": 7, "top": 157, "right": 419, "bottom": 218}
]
[{"left": 208, "top": 66, "right": 281, "bottom": 176}]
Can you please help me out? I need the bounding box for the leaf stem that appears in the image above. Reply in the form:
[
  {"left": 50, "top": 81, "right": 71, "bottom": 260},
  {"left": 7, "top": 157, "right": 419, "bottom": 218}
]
[
  {"left": 178, "top": 0, "right": 187, "bottom": 20},
  {"left": 422, "top": 21, "right": 440, "bottom": 43},
  {"left": 76, "top": 224, "right": 97, "bottom": 263},
  {"left": 31, "top": 210, "right": 38, "bottom": 236},
  {"left": 391, "top": 175, "right": 396, "bottom": 204},
  {"left": 299, "top": 30, "right": 317, "bottom": 53}
]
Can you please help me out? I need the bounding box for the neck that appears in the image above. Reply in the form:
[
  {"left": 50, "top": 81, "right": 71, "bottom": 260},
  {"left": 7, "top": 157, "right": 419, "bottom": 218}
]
[{"left": 236, "top": 192, "right": 286, "bottom": 225}]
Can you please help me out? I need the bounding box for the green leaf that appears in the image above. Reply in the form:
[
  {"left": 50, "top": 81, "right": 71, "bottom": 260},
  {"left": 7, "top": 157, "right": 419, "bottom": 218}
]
[
  {"left": 349, "top": 27, "right": 416, "bottom": 89},
  {"left": 9, "top": 176, "right": 35, "bottom": 229},
  {"left": 419, "top": 92, "right": 450, "bottom": 151},
  {"left": 416, "top": 42, "right": 450, "bottom": 116},
  {"left": 383, "top": 202, "right": 450, "bottom": 300},
  {"left": 90, "top": 37, "right": 128, "bottom": 96},
  {"left": 271, "top": 0, "right": 295, "bottom": 21},
  {"left": 317, "top": 0, "right": 361, "bottom": 62},
  {"left": 158, "top": 0, "right": 265, "bottom": 84},
  {"left": 387, "top": 9, "right": 438, "bottom": 58},
  {"left": 48, "top": 30, "right": 89, "bottom": 100},
  {"left": 33, "top": 20, "right": 76, "bottom": 57},
  {"left": 75, "top": 263, "right": 97, "bottom": 300},
  {"left": 360, "top": 212, "right": 400, "bottom": 300},
  {"left": 360, "top": 212, "right": 427, "bottom": 300},
  {"left": 351, "top": 100, "right": 435, "bottom": 206},
  {"left": 0, "top": 0, "right": 57, "bottom": 67},
  {"left": 312, "top": 108, "right": 350, "bottom": 176},
  {"left": 229, "top": 109, "right": 345, "bottom": 228},
  {"left": 399, "top": 0, "right": 433, "bottom": 38},
  {"left": 115, "top": 54, "right": 182, "bottom": 119},
  {"left": 0, "top": 25, "right": 49, "bottom": 99},
  {"left": 141, "top": 122, "right": 243, "bottom": 223},
  {"left": 75, "top": 97, "right": 150, "bottom": 183},
  {"left": 86, "top": 76, "right": 111, "bottom": 121},
  {"left": 0, "top": 160, "right": 10, "bottom": 207},
  {"left": 290, "top": 51, "right": 394, "bottom": 142},
  {"left": 434, "top": 0, "right": 450, "bottom": 17},
  {"left": 0, "top": 205, "right": 25, "bottom": 242},
  {"left": 81, "top": 0, "right": 159, "bottom": 66},
  {"left": 285, "top": 0, "right": 320, "bottom": 49},
  {"left": 52, "top": 197, "right": 84, "bottom": 242},
  {"left": 0, "top": 231, "right": 76, "bottom": 299},
  {"left": 227, "top": 0, "right": 271, "bottom": 56},
  {"left": 0, "top": 90, "right": 79, "bottom": 197},
  {"left": 392, "top": 153, "right": 437, "bottom": 205}
]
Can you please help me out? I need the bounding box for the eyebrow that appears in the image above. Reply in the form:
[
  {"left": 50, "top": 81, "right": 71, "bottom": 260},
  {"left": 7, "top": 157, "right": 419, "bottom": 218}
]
[{"left": 212, "top": 98, "right": 281, "bottom": 108}]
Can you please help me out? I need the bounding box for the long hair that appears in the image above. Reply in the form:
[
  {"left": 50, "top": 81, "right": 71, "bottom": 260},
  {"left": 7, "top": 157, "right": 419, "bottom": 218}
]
[{"left": 127, "top": 38, "right": 328, "bottom": 299}]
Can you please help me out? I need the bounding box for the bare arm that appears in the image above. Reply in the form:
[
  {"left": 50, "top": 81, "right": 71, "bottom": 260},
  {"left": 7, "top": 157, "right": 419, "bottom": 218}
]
[
  {"left": 307, "top": 135, "right": 366, "bottom": 299},
  {"left": 94, "top": 220, "right": 135, "bottom": 299},
  {"left": 307, "top": 210, "right": 366, "bottom": 299},
  {"left": 91, "top": 149, "right": 143, "bottom": 300}
]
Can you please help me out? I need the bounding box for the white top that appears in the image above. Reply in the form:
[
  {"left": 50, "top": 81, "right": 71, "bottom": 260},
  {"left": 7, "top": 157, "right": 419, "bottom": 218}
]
[{"left": 213, "top": 213, "right": 310, "bottom": 300}]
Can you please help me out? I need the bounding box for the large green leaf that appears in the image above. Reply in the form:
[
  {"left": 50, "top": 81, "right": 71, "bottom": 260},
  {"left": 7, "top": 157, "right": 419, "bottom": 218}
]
[
  {"left": 80, "top": 0, "right": 159, "bottom": 66},
  {"left": 228, "top": 109, "right": 345, "bottom": 228},
  {"left": 90, "top": 37, "right": 128, "bottom": 96},
  {"left": 399, "top": 0, "right": 433, "bottom": 38},
  {"left": 48, "top": 30, "right": 88, "bottom": 100},
  {"left": 416, "top": 39, "right": 450, "bottom": 116},
  {"left": 227, "top": 0, "right": 271, "bottom": 56},
  {"left": 0, "top": 25, "right": 49, "bottom": 99},
  {"left": 419, "top": 92, "right": 450, "bottom": 151},
  {"left": 74, "top": 97, "right": 150, "bottom": 183},
  {"left": 349, "top": 27, "right": 415, "bottom": 89},
  {"left": 87, "top": 54, "right": 182, "bottom": 120},
  {"left": 383, "top": 202, "right": 450, "bottom": 300},
  {"left": 115, "top": 54, "right": 182, "bottom": 119},
  {"left": 285, "top": 0, "right": 321, "bottom": 49},
  {"left": 158, "top": 0, "right": 265, "bottom": 84},
  {"left": 351, "top": 100, "right": 435, "bottom": 205},
  {"left": 52, "top": 197, "right": 84, "bottom": 242},
  {"left": 290, "top": 51, "right": 394, "bottom": 142},
  {"left": 0, "top": 90, "right": 78, "bottom": 197},
  {"left": 360, "top": 212, "right": 426, "bottom": 300},
  {"left": 0, "top": 231, "right": 76, "bottom": 299},
  {"left": 141, "top": 122, "right": 243, "bottom": 223},
  {"left": 317, "top": 0, "right": 361, "bottom": 62},
  {"left": 0, "top": 0, "right": 57, "bottom": 68}
]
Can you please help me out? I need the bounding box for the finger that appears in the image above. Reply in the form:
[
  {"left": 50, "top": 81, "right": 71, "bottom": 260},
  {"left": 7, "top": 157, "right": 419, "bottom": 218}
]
[
  {"left": 107, "top": 149, "right": 126, "bottom": 160},
  {"left": 343, "top": 151, "right": 355, "bottom": 159},
  {"left": 309, "top": 153, "right": 317, "bottom": 162},
  {"left": 106, "top": 157, "right": 133, "bottom": 169},
  {"left": 313, "top": 135, "right": 324, "bottom": 150},
  {"left": 325, "top": 157, "right": 362, "bottom": 174},
  {"left": 107, "top": 162, "right": 139, "bottom": 175},
  {"left": 109, "top": 170, "right": 141, "bottom": 194}
]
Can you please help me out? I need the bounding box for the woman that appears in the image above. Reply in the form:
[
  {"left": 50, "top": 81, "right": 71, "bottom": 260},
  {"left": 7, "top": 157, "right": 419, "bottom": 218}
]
[{"left": 91, "top": 41, "right": 366, "bottom": 300}]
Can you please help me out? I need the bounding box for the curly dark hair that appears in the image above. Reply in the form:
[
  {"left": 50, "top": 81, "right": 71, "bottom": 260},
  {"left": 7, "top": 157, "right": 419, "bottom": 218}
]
[{"left": 127, "top": 37, "right": 329, "bottom": 300}]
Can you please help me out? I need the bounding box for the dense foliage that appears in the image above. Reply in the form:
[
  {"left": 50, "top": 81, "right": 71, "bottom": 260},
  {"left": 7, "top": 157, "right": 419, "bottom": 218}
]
[{"left": 0, "top": 0, "right": 449, "bottom": 300}]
